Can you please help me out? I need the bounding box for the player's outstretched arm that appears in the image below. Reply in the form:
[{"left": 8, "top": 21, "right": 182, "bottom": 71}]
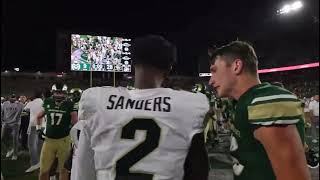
[
  {"left": 183, "top": 132, "right": 209, "bottom": 180},
  {"left": 254, "top": 125, "right": 311, "bottom": 180},
  {"left": 36, "top": 109, "right": 45, "bottom": 128}
]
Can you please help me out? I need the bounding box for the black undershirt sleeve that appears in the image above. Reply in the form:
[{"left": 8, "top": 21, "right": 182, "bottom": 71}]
[{"left": 183, "top": 132, "right": 209, "bottom": 180}]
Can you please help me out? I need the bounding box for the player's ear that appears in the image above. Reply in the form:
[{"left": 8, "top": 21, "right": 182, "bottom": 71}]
[{"left": 232, "top": 59, "right": 244, "bottom": 75}]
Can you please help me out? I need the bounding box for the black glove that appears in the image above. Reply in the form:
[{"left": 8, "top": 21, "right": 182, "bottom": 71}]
[{"left": 37, "top": 129, "right": 45, "bottom": 141}]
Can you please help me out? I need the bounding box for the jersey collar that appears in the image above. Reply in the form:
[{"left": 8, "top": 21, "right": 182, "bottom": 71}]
[{"left": 238, "top": 82, "right": 269, "bottom": 103}]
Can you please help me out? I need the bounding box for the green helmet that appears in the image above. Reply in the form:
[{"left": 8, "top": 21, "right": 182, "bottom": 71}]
[
  {"left": 127, "top": 85, "right": 135, "bottom": 90},
  {"left": 51, "top": 82, "right": 68, "bottom": 102},
  {"left": 69, "top": 88, "right": 82, "bottom": 102},
  {"left": 192, "top": 83, "right": 206, "bottom": 94},
  {"left": 51, "top": 83, "right": 68, "bottom": 92}
]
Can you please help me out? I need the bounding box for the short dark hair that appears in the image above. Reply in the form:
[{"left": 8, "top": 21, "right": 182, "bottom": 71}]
[
  {"left": 210, "top": 41, "right": 258, "bottom": 75},
  {"left": 132, "top": 35, "right": 177, "bottom": 72}
]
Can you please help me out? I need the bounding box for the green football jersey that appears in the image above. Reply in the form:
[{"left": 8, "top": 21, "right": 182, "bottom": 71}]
[
  {"left": 43, "top": 97, "right": 77, "bottom": 139},
  {"left": 230, "top": 82, "right": 305, "bottom": 180}
]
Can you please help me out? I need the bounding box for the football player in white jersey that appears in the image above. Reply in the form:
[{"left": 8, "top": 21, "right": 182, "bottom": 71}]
[{"left": 73, "top": 35, "right": 210, "bottom": 180}]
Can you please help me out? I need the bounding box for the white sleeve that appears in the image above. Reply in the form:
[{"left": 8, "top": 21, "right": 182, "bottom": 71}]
[
  {"left": 78, "top": 89, "right": 97, "bottom": 121},
  {"left": 189, "top": 93, "right": 210, "bottom": 141},
  {"left": 72, "top": 125, "right": 96, "bottom": 180}
]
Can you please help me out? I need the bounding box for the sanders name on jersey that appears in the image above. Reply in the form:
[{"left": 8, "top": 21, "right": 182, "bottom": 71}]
[{"left": 106, "top": 95, "right": 171, "bottom": 112}]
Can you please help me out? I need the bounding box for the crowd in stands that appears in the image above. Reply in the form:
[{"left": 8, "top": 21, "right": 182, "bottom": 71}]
[{"left": 2, "top": 68, "right": 318, "bottom": 146}]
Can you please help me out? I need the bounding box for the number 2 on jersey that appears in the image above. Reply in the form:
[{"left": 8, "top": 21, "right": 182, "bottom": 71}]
[
  {"left": 50, "top": 113, "right": 63, "bottom": 126},
  {"left": 115, "top": 118, "right": 161, "bottom": 180}
]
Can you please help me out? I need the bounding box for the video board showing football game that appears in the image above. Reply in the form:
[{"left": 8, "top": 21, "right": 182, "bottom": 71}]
[{"left": 71, "top": 34, "right": 132, "bottom": 72}]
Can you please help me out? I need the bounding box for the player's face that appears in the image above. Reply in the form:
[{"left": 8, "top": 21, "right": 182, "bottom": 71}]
[
  {"left": 19, "top": 96, "right": 27, "bottom": 103},
  {"left": 209, "top": 56, "right": 235, "bottom": 98},
  {"left": 53, "top": 91, "right": 66, "bottom": 102}
]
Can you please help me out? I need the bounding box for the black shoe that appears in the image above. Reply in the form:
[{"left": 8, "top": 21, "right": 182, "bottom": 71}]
[{"left": 306, "top": 150, "right": 319, "bottom": 169}]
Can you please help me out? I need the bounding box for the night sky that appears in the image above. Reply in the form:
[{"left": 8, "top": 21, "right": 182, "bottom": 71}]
[{"left": 1, "top": 0, "right": 319, "bottom": 75}]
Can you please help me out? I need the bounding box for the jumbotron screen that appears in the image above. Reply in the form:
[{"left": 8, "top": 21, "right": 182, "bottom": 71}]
[{"left": 71, "top": 34, "right": 132, "bottom": 72}]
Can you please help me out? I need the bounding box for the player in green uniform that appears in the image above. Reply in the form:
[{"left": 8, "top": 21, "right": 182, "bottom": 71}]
[
  {"left": 36, "top": 82, "right": 78, "bottom": 180},
  {"left": 192, "top": 83, "right": 217, "bottom": 143},
  {"left": 209, "top": 41, "right": 311, "bottom": 180},
  {"left": 69, "top": 88, "right": 82, "bottom": 111}
]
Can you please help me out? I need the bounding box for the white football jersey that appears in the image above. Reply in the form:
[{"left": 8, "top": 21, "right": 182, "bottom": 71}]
[{"left": 73, "top": 87, "right": 209, "bottom": 180}]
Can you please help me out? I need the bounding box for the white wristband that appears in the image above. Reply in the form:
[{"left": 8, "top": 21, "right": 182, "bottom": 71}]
[{"left": 36, "top": 125, "right": 41, "bottom": 130}]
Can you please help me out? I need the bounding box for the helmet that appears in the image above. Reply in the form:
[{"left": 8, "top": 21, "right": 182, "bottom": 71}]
[
  {"left": 127, "top": 85, "right": 135, "bottom": 90},
  {"left": 69, "top": 88, "right": 82, "bottom": 102},
  {"left": 52, "top": 83, "right": 68, "bottom": 92},
  {"left": 192, "top": 83, "right": 206, "bottom": 94},
  {"left": 51, "top": 82, "right": 68, "bottom": 103}
]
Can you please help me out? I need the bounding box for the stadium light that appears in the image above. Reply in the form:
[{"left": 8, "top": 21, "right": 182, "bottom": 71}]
[
  {"left": 291, "top": 1, "right": 303, "bottom": 10},
  {"left": 277, "top": 1, "right": 303, "bottom": 15},
  {"left": 4, "top": 70, "right": 9, "bottom": 73},
  {"left": 14, "top": 68, "right": 20, "bottom": 72}
]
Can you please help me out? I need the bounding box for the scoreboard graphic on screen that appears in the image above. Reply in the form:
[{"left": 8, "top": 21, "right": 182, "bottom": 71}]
[{"left": 71, "top": 34, "right": 132, "bottom": 72}]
